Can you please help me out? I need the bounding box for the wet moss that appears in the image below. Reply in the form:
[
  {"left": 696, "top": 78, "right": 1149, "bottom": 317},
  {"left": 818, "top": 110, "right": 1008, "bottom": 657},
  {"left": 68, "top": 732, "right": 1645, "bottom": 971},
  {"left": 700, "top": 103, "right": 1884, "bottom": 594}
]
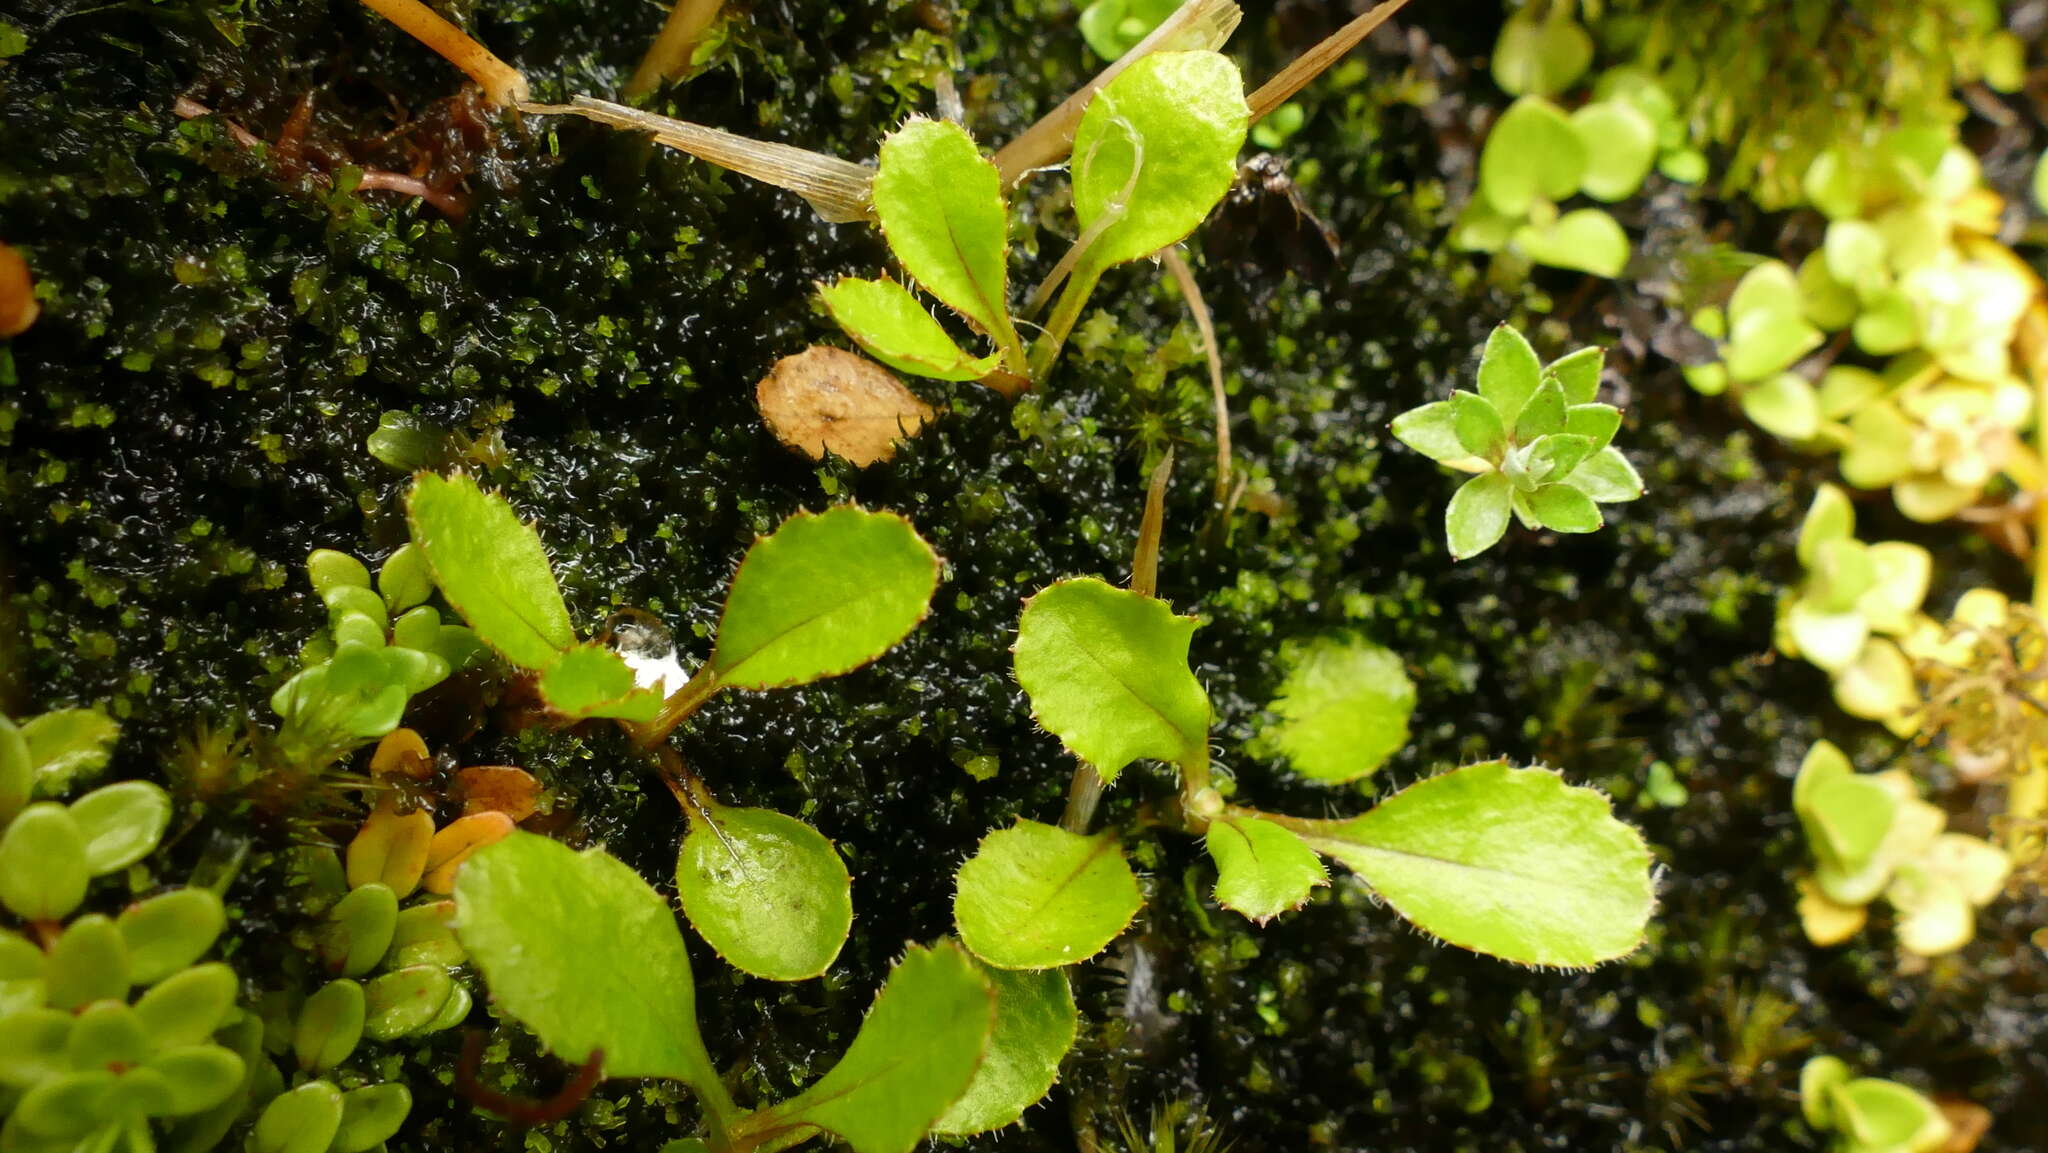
[{"left": 4, "top": 0, "right": 2046, "bottom": 1150}]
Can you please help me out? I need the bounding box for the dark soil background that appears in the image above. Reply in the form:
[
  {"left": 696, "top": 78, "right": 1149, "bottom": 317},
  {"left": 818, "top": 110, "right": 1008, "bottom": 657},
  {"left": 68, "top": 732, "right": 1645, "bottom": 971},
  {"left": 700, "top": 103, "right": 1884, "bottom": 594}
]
[{"left": 3, "top": 0, "right": 2046, "bottom": 1150}]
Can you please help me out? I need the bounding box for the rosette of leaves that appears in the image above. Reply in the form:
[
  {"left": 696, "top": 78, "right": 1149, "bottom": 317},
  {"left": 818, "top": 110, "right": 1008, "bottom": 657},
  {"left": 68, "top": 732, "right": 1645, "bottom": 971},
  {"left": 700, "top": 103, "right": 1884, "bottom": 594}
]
[
  {"left": 1773, "top": 486, "right": 1932, "bottom": 732},
  {"left": 0, "top": 713, "right": 253, "bottom": 1153},
  {"left": 1799, "top": 1057, "right": 1953, "bottom": 1153},
  {"left": 451, "top": 831, "right": 1048, "bottom": 1152},
  {"left": 951, "top": 573, "right": 1655, "bottom": 974},
  {"left": 1390, "top": 324, "right": 1644, "bottom": 560},
  {"left": 1450, "top": 95, "right": 1652, "bottom": 277},
  {"left": 1836, "top": 361, "right": 2034, "bottom": 522},
  {"left": 270, "top": 544, "right": 485, "bottom": 764},
  {"left": 406, "top": 472, "right": 940, "bottom": 982},
  {"left": 1791, "top": 740, "right": 2010, "bottom": 956},
  {"left": 821, "top": 50, "right": 1248, "bottom": 388},
  {"left": 1681, "top": 261, "right": 1831, "bottom": 441}
]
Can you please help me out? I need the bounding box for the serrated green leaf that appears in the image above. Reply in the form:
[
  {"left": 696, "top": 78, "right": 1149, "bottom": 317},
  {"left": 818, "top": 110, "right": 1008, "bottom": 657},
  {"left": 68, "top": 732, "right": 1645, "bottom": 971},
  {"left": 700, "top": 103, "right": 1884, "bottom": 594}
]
[
  {"left": 69, "top": 780, "right": 171, "bottom": 875},
  {"left": 1476, "top": 324, "right": 1543, "bottom": 426},
  {"left": 872, "top": 118, "right": 1021, "bottom": 361},
  {"left": 932, "top": 962, "right": 1076, "bottom": 1135},
  {"left": 1248, "top": 635, "right": 1415, "bottom": 784},
  {"left": 1479, "top": 97, "right": 1585, "bottom": 217},
  {"left": 711, "top": 506, "right": 939, "bottom": 690},
  {"left": 453, "top": 832, "right": 724, "bottom": 1094},
  {"left": 406, "top": 472, "right": 575, "bottom": 670},
  {"left": 737, "top": 941, "right": 995, "bottom": 1153},
  {"left": 1545, "top": 346, "right": 1603, "bottom": 404},
  {"left": 1513, "top": 208, "right": 1630, "bottom": 277},
  {"left": 1445, "top": 472, "right": 1513, "bottom": 560},
  {"left": 1529, "top": 483, "right": 1603, "bottom": 533},
  {"left": 1070, "top": 51, "right": 1248, "bottom": 272},
  {"left": 954, "top": 821, "right": 1143, "bottom": 969},
  {"left": 1294, "top": 762, "right": 1653, "bottom": 967},
  {"left": 1449, "top": 391, "right": 1505, "bottom": 459},
  {"left": 1389, "top": 401, "right": 1471, "bottom": 464},
  {"left": 0, "top": 802, "right": 88, "bottom": 921},
  {"left": 21, "top": 709, "right": 120, "bottom": 796},
  {"left": 1569, "top": 101, "right": 1657, "bottom": 201},
  {"left": 677, "top": 806, "right": 851, "bottom": 981},
  {"left": 1561, "top": 446, "right": 1645, "bottom": 503},
  {"left": 1206, "top": 815, "right": 1326, "bottom": 923},
  {"left": 535, "top": 643, "right": 662, "bottom": 722},
  {"left": 819, "top": 277, "right": 1001, "bottom": 382},
  {"left": 1012, "top": 578, "right": 1210, "bottom": 781}
]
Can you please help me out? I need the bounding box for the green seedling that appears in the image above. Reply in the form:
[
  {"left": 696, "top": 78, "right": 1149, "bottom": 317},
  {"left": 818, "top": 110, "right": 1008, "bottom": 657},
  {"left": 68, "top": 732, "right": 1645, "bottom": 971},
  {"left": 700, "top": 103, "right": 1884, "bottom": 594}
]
[
  {"left": 1451, "top": 95, "right": 1645, "bottom": 277},
  {"left": 1391, "top": 324, "right": 1644, "bottom": 559},
  {"left": 1774, "top": 485, "right": 1931, "bottom": 732},
  {"left": 824, "top": 50, "right": 1248, "bottom": 390},
  {"left": 1077, "top": 0, "right": 1179, "bottom": 60},
  {"left": 1799, "top": 1056, "right": 1953, "bottom": 1153},
  {"left": 1590, "top": 67, "right": 1707, "bottom": 184},
  {"left": 405, "top": 472, "right": 939, "bottom": 981},
  {"left": 453, "top": 831, "right": 1040, "bottom": 1151},
  {"left": 1489, "top": 6, "right": 1592, "bottom": 99}
]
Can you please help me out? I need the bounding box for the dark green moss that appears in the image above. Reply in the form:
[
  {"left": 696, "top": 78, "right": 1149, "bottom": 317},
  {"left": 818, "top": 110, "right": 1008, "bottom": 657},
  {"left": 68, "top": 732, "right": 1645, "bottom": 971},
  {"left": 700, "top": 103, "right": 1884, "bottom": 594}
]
[{"left": 3, "top": 0, "right": 2045, "bottom": 1151}]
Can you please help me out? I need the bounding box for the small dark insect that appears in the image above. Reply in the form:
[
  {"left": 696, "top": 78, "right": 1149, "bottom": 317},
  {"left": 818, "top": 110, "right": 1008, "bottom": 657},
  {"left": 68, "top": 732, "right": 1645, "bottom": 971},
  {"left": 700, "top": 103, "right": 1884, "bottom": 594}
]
[
  {"left": 1205, "top": 153, "right": 1343, "bottom": 299},
  {"left": 455, "top": 1030, "right": 606, "bottom": 1125}
]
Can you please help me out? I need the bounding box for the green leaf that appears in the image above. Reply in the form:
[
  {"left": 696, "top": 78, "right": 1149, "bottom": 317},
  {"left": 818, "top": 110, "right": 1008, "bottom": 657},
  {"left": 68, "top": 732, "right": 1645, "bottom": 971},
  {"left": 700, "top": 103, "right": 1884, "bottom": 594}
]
[
  {"left": 133, "top": 962, "right": 237, "bottom": 1048},
  {"left": 68, "top": 780, "right": 171, "bottom": 875},
  {"left": 1851, "top": 287, "right": 1919, "bottom": 355},
  {"left": 819, "top": 276, "right": 1001, "bottom": 382},
  {"left": 0, "top": 714, "right": 29, "bottom": 825},
  {"left": 1206, "top": 815, "right": 1327, "bottom": 924},
  {"left": 1525, "top": 434, "right": 1596, "bottom": 484},
  {"left": 1545, "top": 346, "right": 1603, "bottom": 404},
  {"left": 253, "top": 1081, "right": 344, "bottom": 1153},
  {"left": 1562, "top": 403, "right": 1620, "bottom": 450},
  {"left": 1801, "top": 1056, "right": 1852, "bottom": 1128},
  {"left": 1490, "top": 10, "right": 1592, "bottom": 97},
  {"left": 1561, "top": 446, "right": 1645, "bottom": 503},
  {"left": 362, "top": 965, "right": 455, "bottom": 1040},
  {"left": 0, "top": 802, "right": 89, "bottom": 921},
  {"left": 1476, "top": 324, "right": 1543, "bottom": 427},
  {"left": 1011, "top": 578, "right": 1210, "bottom": 781},
  {"left": 333, "top": 1084, "right": 412, "bottom": 1153},
  {"left": 377, "top": 544, "right": 434, "bottom": 614},
  {"left": 314, "top": 883, "right": 399, "bottom": 979},
  {"left": 46, "top": 914, "right": 127, "bottom": 1011},
  {"left": 1449, "top": 391, "right": 1506, "bottom": 459},
  {"left": 711, "top": 506, "right": 940, "bottom": 690},
  {"left": 453, "top": 832, "right": 724, "bottom": 1092},
  {"left": 739, "top": 941, "right": 994, "bottom": 1153},
  {"left": 294, "top": 979, "right": 366, "bottom": 1073},
  {"left": 1725, "top": 270, "right": 1824, "bottom": 382},
  {"left": 1528, "top": 483, "right": 1604, "bottom": 533},
  {"left": 65, "top": 1000, "right": 150, "bottom": 1072},
  {"left": 1823, "top": 220, "right": 1888, "bottom": 291},
  {"left": 1248, "top": 635, "right": 1415, "bottom": 784},
  {"left": 1070, "top": 51, "right": 1249, "bottom": 272},
  {"left": 119, "top": 888, "right": 225, "bottom": 985},
  {"left": 2034, "top": 152, "right": 2048, "bottom": 216},
  {"left": 1739, "top": 373, "right": 1821, "bottom": 441},
  {"left": 406, "top": 472, "right": 575, "bottom": 670},
  {"left": 1796, "top": 483, "right": 1855, "bottom": 568},
  {"left": 1569, "top": 102, "right": 1657, "bottom": 201},
  {"left": 1512, "top": 379, "right": 1567, "bottom": 441},
  {"left": 953, "top": 820, "right": 1144, "bottom": 969},
  {"left": 1513, "top": 208, "right": 1630, "bottom": 277},
  {"left": 872, "top": 118, "right": 1021, "bottom": 362},
  {"left": 932, "top": 963, "right": 1076, "bottom": 1135},
  {"left": 1294, "top": 762, "right": 1654, "bottom": 967},
  {"left": 534, "top": 643, "right": 662, "bottom": 723},
  {"left": 1833, "top": 1078, "right": 1951, "bottom": 1152},
  {"left": 677, "top": 806, "right": 851, "bottom": 981},
  {"left": 1389, "top": 401, "right": 1472, "bottom": 464},
  {"left": 15, "top": 1069, "right": 116, "bottom": 1138},
  {"left": 21, "top": 709, "right": 120, "bottom": 795},
  {"left": 0, "top": 1009, "right": 71, "bottom": 1087},
  {"left": 1478, "top": 97, "right": 1586, "bottom": 217},
  {"left": 1445, "top": 472, "right": 1513, "bottom": 560},
  {"left": 307, "top": 549, "right": 372, "bottom": 600}
]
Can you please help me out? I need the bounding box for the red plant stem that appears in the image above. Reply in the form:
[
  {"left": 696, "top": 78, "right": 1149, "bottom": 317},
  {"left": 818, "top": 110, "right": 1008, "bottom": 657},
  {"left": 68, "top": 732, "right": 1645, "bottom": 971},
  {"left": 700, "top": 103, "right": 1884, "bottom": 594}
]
[{"left": 455, "top": 1029, "right": 606, "bottom": 1125}]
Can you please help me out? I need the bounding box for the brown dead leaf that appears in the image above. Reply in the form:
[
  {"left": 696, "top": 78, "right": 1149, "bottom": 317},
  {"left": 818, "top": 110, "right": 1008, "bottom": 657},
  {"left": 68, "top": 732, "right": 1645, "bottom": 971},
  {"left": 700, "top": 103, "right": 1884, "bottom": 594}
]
[
  {"left": 1937, "top": 1099, "right": 1991, "bottom": 1153},
  {"left": 757, "top": 345, "right": 935, "bottom": 466},
  {"left": 0, "top": 243, "right": 38, "bottom": 339},
  {"left": 454, "top": 765, "right": 542, "bottom": 821}
]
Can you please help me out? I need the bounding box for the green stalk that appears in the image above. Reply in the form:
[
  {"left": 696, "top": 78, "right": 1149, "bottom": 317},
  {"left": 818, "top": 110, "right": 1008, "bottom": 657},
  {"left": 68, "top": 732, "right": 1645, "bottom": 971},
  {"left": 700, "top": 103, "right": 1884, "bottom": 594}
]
[{"left": 1028, "top": 263, "right": 1105, "bottom": 382}]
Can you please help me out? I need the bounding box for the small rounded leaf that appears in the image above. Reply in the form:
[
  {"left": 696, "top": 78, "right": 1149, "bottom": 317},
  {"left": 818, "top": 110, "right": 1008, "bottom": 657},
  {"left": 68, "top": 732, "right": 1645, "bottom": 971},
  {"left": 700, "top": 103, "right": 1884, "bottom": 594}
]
[
  {"left": 119, "top": 888, "right": 227, "bottom": 985},
  {"left": 316, "top": 883, "right": 400, "bottom": 978},
  {"left": 133, "top": 961, "right": 238, "bottom": 1048},
  {"left": 711, "top": 506, "right": 940, "bottom": 690},
  {"left": 0, "top": 1009, "right": 72, "bottom": 1088},
  {"left": 0, "top": 713, "right": 32, "bottom": 824},
  {"left": 1250, "top": 636, "right": 1415, "bottom": 784},
  {"left": 253, "top": 1080, "right": 345, "bottom": 1153},
  {"left": 954, "top": 821, "right": 1144, "bottom": 969},
  {"left": 334, "top": 1083, "right": 413, "bottom": 1153},
  {"left": 421, "top": 811, "right": 516, "bottom": 896},
  {"left": 346, "top": 802, "right": 436, "bottom": 899},
  {"left": 384, "top": 900, "right": 465, "bottom": 969},
  {"left": 362, "top": 965, "right": 455, "bottom": 1041},
  {"left": 377, "top": 543, "right": 433, "bottom": 614},
  {"left": 69, "top": 781, "right": 173, "bottom": 876},
  {"left": 64, "top": 1000, "right": 151, "bottom": 1073},
  {"left": 932, "top": 963, "right": 1078, "bottom": 1135},
  {"left": 1446, "top": 472, "right": 1513, "bottom": 560},
  {"left": 14, "top": 1069, "right": 116, "bottom": 1138},
  {"left": 0, "top": 802, "right": 90, "bottom": 921},
  {"left": 46, "top": 914, "right": 128, "bottom": 1011},
  {"left": 307, "top": 550, "right": 372, "bottom": 599},
  {"left": 1569, "top": 101, "right": 1657, "bottom": 201},
  {"left": 144, "top": 1044, "right": 246, "bottom": 1116},
  {"left": 1205, "top": 816, "right": 1328, "bottom": 924},
  {"left": 294, "top": 979, "right": 366, "bottom": 1073},
  {"left": 677, "top": 807, "right": 852, "bottom": 981}
]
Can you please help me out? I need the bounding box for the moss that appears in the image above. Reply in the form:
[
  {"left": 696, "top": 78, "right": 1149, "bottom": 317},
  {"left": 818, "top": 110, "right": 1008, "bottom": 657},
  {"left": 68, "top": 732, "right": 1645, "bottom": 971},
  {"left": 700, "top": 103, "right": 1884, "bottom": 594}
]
[{"left": 4, "top": 0, "right": 2046, "bottom": 1150}]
